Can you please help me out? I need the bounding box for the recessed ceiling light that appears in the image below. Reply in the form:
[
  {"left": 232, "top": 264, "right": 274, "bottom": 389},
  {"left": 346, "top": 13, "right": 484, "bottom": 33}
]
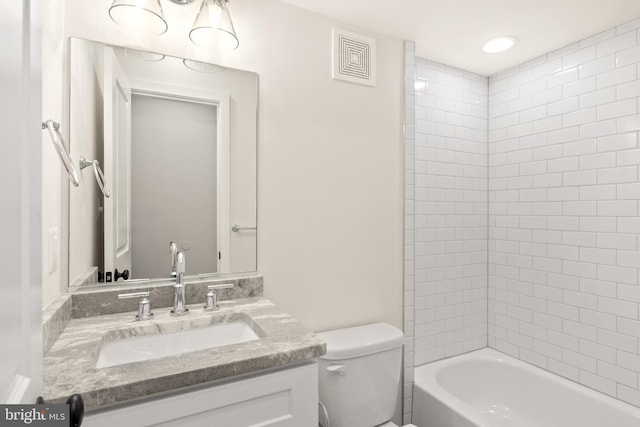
[{"left": 482, "top": 36, "right": 518, "bottom": 54}]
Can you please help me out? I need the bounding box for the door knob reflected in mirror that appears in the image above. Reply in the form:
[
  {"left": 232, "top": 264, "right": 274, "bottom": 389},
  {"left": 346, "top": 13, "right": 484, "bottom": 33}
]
[{"left": 114, "top": 268, "right": 130, "bottom": 281}]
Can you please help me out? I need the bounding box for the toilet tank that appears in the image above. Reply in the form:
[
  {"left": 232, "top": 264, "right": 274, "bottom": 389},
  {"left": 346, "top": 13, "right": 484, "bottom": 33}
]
[{"left": 317, "top": 323, "right": 404, "bottom": 427}]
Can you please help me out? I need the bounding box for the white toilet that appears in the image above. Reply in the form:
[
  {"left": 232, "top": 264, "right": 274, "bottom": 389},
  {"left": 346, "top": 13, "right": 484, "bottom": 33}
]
[{"left": 317, "top": 322, "right": 417, "bottom": 427}]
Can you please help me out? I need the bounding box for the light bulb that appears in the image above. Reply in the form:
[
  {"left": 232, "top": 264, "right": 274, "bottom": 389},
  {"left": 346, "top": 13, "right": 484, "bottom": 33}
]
[{"left": 207, "top": 0, "right": 223, "bottom": 19}]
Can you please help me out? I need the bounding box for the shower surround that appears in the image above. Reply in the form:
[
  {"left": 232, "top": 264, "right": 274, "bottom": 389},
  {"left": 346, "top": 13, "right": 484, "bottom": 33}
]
[
  {"left": 412, "top": 58, "right": 489, "bottom": 365},
  {"left": 405, "top": 18, "right": 640, "bottom": 422}
]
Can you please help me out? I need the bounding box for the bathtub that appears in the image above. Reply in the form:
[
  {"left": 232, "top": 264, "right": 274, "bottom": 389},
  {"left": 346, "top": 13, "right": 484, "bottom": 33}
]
[{"left": 412, "top": 348, "right": 640, "bottom": 427}]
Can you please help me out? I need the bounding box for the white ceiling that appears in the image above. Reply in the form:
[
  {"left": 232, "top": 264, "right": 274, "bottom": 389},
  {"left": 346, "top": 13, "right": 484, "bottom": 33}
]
[{"left": 278, "top": 0, "right": 640, "bottom": 76}]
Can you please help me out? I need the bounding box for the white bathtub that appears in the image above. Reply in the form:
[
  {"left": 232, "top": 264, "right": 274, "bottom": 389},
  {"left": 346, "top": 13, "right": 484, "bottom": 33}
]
[{"left": 412, "top": 348, "right": 640, "bottom": 427}]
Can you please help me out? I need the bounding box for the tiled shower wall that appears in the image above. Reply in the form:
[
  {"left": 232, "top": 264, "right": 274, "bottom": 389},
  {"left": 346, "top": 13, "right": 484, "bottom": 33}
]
[
  {"left": 488, "top": 19, "right": 640, "bottom": 407},
  {"left": 405, "top": 18, "right": 640, "bottom": 416},
  {"left": 403, "top": 40, "right": 416, "bottom": 423},
  {"left": 412, "top": 58, "right": 489, "bottom": 365}
]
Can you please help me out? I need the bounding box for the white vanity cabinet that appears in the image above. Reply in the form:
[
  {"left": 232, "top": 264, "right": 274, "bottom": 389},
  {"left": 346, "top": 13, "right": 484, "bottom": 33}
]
[{"left": 83, "top": 362, "right": 318, "bottom": 427}]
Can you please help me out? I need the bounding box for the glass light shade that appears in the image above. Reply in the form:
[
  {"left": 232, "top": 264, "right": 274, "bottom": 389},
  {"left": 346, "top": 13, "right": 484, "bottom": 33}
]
[
  {"left": 189, "top": 0, "right": 239, "bottom": 51},
  {"left": 109, "top": 0, "right": 168, "bottom": 35},
  {"left": 183, "top": 59, "right": 227, "bottom": 73},
  {"left": 482, "top": 36, "right": 518, "bottom": 54},
  {"left": 115, "top": 46, "right": 165, "bottom": 61}
]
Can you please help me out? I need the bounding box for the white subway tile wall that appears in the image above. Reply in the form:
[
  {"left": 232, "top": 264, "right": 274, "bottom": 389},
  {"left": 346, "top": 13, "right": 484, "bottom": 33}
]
[
  {"left": 488, "top": 19, "right": 640, "bottom": 407},
  {"left": 403, "top": 40, "right": 416, "bottom": 424},
  {"left": 413, "top": 58, "right": 489, "bottom": 365}
]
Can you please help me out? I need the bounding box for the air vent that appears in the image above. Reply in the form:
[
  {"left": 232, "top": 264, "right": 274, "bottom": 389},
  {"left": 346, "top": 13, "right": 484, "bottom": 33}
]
[{"left": 332, "top": 28, "right": 376, "bottom": 87}]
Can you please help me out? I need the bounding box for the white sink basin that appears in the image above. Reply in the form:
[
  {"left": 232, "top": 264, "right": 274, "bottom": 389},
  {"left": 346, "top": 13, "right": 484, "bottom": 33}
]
[{"left": 96, "top": 320, "right": 260, "bottom": 369}]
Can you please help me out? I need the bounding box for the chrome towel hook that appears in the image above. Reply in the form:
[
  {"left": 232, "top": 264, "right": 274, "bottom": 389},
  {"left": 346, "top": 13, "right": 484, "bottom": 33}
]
[
  {"left": 79, "top": 156, "right": 111, "bottom": 198},
  {"left": 41, "top": 120, "right": 80, "bottom": 187}
]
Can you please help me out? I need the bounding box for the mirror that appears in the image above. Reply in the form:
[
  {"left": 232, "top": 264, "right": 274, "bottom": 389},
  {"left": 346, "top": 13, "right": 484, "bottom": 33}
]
[{"left": 68, "top": 37, "right": 257, "bottom": 287}]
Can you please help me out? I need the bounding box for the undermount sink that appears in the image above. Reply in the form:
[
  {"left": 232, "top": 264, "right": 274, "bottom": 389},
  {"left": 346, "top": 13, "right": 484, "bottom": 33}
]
[{"left": 95, "top": 316, "right": 261, "bottom": 369}]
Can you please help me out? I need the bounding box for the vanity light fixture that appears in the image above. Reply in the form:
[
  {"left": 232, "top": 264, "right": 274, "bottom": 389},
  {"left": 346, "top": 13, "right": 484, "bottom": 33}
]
[
  {"left": 189, "top": 0, "right": 239, "bottom": 51},
  {"left": 108, "top": 0, "right": 168, "bottom": 35},
  {"left": 482, "top": 36, "right": 518, "bottom": 54},
  {"left": 108, "top": 0, "right": 239, "bottom": 51}
]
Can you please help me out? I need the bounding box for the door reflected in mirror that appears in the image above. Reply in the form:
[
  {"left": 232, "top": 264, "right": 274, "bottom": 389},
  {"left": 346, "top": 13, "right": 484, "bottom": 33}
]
[{"left": 68, "top": 38, "right": 257, "bottom": 287}]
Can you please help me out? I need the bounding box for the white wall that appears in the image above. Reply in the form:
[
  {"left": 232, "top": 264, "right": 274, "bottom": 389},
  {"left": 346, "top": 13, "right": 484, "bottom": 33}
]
[
  {"left": 43, "top": 0, "right": 404, "bottom": 332},
  {"left": 489, "top": 18, "right": 640, "bottom": 407},
  {"left": 239, "top": 2, "right": 404, "bottom": 332},
  {"left": 42, "top": 0, "right": 66, "bottom": 306},
  {"left": 1, "top": 0, "right": 43, "bottom": 402}
]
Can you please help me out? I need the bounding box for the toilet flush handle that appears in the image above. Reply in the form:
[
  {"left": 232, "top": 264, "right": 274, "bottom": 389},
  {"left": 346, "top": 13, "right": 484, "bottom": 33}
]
[{"left": 326, "top": 364, "right": 346, "bottom": 374}]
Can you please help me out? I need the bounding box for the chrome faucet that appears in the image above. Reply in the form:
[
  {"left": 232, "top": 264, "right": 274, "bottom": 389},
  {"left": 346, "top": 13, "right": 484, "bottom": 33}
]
[
  {"left": 170, "top": 251, "right": 189, "bottom": 316},
  {"left": 169, "top": 241, "right": 178, "bottom": 277}
]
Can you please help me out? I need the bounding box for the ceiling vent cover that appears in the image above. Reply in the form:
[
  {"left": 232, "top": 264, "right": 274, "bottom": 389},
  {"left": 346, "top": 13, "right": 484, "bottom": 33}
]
[{"left": 332, "top": 28, "right": 376, "bottom": 87}]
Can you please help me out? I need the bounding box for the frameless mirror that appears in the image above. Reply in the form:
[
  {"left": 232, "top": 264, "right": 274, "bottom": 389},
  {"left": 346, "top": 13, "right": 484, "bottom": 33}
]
[{"left": 68, "top": 37, "right": 257, "bottom": 287}]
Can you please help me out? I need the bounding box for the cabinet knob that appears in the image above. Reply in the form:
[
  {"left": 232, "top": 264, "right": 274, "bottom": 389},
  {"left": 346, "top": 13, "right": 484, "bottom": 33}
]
[
  {"left": 66, "top": 394, "right": 85, "bottom": 427},
  {"left": 35, "top": 394, "right": 85, "bottom": 426}
]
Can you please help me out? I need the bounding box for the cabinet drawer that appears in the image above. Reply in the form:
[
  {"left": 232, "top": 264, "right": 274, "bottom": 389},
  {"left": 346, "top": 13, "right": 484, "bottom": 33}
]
[{"left": 84, "top": 362, "right": 318, "bottom": 427}]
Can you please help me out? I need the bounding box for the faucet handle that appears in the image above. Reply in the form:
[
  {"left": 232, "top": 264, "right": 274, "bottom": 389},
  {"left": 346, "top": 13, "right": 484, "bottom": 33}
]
[
  {"left": 204, "top": 283, "right": 234, "bottom": 311},
  {"left": 118, "top": 291, "right": 154, "bottom": 321}
]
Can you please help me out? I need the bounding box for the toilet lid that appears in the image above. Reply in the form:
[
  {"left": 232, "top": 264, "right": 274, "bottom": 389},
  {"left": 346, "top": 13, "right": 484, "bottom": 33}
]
[{"left": 317, "top": 323, "right": 404, "bottom": 360}]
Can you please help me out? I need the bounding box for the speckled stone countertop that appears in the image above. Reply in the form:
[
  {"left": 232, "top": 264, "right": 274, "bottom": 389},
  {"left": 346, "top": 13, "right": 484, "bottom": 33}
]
[{"left": 44, "top": 297, "right": 325, "bottom": 411}]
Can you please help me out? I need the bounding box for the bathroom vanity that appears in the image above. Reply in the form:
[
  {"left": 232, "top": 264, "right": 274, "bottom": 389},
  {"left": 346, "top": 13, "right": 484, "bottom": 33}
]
[
  {"left": 43, "top": 277, "right": 325, "bottom": 426},
  {"left": 82, "top": 362, "right": 318, "bottom": 426}
]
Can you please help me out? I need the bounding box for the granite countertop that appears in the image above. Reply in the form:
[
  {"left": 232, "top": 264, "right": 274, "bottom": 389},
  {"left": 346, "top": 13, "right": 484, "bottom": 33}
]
[{"left": 44, "top": 297, "right": 326, "bottom": 411}]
